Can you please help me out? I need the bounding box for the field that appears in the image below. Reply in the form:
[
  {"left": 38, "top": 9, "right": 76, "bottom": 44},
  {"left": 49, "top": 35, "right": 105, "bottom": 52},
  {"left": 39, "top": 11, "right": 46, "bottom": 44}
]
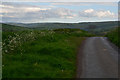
[{"left": 2, "top": 24, "right": 94, "bottom": 78}]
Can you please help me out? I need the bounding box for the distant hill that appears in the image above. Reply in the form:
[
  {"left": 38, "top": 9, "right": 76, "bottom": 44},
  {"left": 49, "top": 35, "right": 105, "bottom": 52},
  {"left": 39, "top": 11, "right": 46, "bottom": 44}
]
[
  {"left": 4, "top": 21, "right": 118, "bottom": 35},
  {"left": 2, "top": 23, "right": 31, "bottom": 32}
]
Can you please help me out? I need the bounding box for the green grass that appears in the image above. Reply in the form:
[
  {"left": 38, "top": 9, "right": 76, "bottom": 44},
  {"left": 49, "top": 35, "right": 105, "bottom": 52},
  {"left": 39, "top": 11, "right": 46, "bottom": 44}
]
[
  {"left": 2, "top": 25, "right": 94, "bottom": 78},
  {"left": 106, "top": 27, "right": 119, "bottom": 48}
]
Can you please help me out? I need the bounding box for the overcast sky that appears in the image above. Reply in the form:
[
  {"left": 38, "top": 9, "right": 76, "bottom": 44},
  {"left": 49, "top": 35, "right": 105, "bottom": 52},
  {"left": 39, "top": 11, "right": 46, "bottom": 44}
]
[{"left": 0, "top": 2, "right": 118, "bottom": 23}]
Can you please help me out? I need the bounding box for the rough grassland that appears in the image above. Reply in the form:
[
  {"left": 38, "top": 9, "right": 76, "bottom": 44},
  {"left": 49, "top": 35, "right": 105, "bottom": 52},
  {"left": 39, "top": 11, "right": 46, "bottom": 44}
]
[{"left": 2, "top": 28, "right": 94, "bottom": 78}]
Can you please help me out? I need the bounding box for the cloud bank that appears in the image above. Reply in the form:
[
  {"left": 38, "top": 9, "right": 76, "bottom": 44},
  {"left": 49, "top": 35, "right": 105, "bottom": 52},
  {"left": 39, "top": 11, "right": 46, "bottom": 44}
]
[
  {"left": 0, "top": 2, "right": 117, "bottom": 23},
  {"left": 79, "top": 9, "right": 115, "bottom": 18}
]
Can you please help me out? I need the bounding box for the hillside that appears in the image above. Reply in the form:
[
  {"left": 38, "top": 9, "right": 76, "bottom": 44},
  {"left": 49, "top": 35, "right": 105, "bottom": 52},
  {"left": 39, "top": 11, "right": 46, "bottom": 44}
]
[
  {"left": 2, "top": 22, "right": 118, "bottom": 78},
  {"left": 6, "top": 21, "right": 118, "bottom": 35},
  {"left": 2, "top": 23, "right": 31, "bottom": 32},
  {"left": 2, "top": 24, "right": 94, "bottom": 78}
]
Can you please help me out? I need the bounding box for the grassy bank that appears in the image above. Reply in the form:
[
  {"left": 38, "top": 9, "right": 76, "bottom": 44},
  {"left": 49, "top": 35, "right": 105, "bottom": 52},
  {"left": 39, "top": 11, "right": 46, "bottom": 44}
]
[
  {"left": 2, "top": 27, "right": 94, "bottom": 78},
  {"left": 106, "top": 27, "right": 119, "bottom": 48}
]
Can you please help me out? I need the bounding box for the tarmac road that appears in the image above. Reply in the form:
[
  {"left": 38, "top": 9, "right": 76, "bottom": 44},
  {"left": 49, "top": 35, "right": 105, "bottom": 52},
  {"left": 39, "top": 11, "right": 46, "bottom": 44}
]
[{"left": 77, "top": 37, "right": 119, "bottom": 78}]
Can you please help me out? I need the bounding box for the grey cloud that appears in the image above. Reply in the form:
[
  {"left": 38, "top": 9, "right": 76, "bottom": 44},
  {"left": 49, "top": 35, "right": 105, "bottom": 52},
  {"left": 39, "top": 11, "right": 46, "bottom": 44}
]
[
  {"left": 1, "top": 0, "right": 119, "bottom": 2},
  {"left": 23, "top": 8, "right": 76, "bottom": 19},
  {"left": 1, "top": 4, "right": 77, "bottom": 22},
  {"left": 78, "top": 9, "right": 116, "bottom": 18},
  {"left": 51, "top": 2, "right": 118, "bottom": 6},
  {"left": 1, "top": 2, "right": 117, "bottom": 23}
]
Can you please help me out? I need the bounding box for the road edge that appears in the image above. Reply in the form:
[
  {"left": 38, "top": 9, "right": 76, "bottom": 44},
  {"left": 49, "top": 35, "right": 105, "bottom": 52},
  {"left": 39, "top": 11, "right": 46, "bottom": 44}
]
[{"left": 76, "top": 37, "right": 88, "bottom": 78}]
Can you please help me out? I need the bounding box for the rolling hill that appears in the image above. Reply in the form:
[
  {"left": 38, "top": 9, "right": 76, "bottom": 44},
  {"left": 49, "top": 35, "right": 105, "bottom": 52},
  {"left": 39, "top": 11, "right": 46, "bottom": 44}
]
[
  {"left": 1, "top": 23, "right": 31, "bottom": 32},
  {"left": 2, "top": 23, "right": 94, "bottom": 78},
  {"left": 4, "top": 21, "right": 118, "bottom": 35}
]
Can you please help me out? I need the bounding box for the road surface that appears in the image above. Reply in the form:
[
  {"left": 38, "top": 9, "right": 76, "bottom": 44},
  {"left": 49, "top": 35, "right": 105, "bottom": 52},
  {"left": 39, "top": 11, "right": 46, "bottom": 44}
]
[{"left": 77, "top": 37, "right": 119, "bottom": 78}]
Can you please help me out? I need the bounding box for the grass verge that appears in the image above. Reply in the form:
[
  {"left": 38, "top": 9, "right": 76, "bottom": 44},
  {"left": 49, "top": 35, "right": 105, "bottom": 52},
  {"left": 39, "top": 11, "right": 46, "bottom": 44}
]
[
  {"left": 106, "top": 27, "right": 120, "bottom": 48},
  {"left": 2, "top": 28, "right": 93, "bottom": 78}
]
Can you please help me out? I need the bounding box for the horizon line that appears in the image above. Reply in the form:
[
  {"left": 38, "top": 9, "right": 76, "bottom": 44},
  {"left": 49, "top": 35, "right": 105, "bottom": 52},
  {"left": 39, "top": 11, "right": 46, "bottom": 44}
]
[{"left": 1, "top": 20, "right": 118, "bottom": 24}]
